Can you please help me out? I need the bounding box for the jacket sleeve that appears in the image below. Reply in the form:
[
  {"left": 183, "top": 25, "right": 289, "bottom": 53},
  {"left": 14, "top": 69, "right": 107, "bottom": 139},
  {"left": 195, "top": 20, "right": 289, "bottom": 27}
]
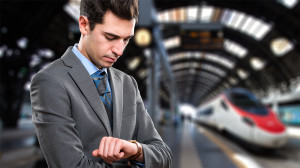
[
  {"left": 30, "top": 71, "right": 108, "bottom": 168},
  {"left": 129, "top": 76, "right": 173, "bottom": 168}
]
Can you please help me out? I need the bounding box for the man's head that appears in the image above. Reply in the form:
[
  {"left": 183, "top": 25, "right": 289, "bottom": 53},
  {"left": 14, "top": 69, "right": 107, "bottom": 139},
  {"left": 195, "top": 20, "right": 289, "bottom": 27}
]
[
  {"left": 77, "top": 0, "right": 139, "bottom": 69},
  {"left": 80, "top": 0, "right": 139, "bottom": 31}
]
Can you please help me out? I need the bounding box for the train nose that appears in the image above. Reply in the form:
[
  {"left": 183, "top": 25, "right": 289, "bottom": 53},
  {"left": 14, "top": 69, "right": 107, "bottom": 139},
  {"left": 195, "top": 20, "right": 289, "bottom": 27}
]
[
  {"left": 272, "top": 136, "right": 288, "bottom": 147},
  {"left": 254, "top": 128, "right": 288, "bottom": 148}
]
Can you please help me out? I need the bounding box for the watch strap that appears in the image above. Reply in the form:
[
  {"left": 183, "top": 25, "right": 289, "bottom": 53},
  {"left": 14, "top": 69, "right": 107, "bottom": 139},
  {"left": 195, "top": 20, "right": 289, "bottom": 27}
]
[{"left": 128, "top": 140, "right": 142, "bottom": 160}]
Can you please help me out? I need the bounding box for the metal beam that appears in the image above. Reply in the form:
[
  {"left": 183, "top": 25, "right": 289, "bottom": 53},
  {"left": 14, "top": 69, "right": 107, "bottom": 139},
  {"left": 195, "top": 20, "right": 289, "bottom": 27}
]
[{"left": 139, "top": 0, "right": 178, "bottom": 123}]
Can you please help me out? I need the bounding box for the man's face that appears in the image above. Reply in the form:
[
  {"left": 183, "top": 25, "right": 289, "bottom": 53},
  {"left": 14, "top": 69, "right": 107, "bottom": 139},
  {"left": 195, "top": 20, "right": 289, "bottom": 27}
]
[{"left": 82, "top": 11, "right": 135, "bottom": 69}]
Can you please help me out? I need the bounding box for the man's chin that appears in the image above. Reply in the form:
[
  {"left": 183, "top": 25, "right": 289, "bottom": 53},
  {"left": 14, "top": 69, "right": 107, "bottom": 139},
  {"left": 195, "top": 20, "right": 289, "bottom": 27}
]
[{"left": 102, "top": 62, "right": 114, "bottom": 68}]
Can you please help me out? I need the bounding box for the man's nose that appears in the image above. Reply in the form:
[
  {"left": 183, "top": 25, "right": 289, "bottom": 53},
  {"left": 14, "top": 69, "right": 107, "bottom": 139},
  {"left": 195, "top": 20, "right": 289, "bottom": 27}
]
[{"left": 112, "top": 40, "right": 124, "bottom": 56}]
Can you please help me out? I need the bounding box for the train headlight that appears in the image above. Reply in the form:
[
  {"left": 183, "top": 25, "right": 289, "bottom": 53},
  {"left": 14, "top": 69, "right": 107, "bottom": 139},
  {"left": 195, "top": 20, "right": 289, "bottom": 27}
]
[{"left": 242, "top": 117, "right": 255, "bottom": 127}]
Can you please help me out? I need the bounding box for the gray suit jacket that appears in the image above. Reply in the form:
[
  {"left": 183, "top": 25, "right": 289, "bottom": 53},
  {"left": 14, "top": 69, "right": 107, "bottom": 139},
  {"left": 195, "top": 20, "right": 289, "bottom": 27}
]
[{"left": 30, "top": 47, "right": 172, "bottom": 168}]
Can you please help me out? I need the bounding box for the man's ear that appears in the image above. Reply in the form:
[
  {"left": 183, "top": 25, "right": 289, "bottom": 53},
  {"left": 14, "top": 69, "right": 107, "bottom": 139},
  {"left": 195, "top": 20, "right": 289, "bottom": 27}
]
[{"left": 79, "top": 16, "right": 90, "bottom": 35}]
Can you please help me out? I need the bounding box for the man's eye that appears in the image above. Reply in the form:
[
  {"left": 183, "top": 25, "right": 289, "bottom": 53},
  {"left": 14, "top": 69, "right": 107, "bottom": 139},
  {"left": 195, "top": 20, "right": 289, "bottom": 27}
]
[{"left": 105, "top": 36, "right": 114, "bottom": 41}]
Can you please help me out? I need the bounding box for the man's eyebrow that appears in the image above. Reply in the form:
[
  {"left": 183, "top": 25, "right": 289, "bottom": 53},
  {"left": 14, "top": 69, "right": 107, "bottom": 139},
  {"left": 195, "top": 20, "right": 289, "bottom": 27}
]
[{"left": 104, "top": 32, "right": 134, "bottom": 39}]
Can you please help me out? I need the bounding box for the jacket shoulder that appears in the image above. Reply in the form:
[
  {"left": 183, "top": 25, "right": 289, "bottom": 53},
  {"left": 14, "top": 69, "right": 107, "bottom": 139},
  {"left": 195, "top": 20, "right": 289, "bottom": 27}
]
[
  {"left": 34, "top": 47, "right": 76, "bottom": 78},
  {"left": 35, "top": 58, "right": 66, "bottom": 77}
]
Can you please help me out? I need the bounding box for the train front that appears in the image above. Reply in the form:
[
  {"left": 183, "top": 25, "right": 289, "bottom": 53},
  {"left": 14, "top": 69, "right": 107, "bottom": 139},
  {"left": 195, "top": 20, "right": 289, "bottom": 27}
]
[{"left": 226, "top": 88, "right": 288, "bottom": 148}]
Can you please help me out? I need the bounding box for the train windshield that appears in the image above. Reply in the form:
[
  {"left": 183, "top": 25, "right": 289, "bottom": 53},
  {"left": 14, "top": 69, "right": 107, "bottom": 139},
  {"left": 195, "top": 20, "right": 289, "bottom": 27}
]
[{"left": 228, "top": 92, "right": 269, "bottom": 115}]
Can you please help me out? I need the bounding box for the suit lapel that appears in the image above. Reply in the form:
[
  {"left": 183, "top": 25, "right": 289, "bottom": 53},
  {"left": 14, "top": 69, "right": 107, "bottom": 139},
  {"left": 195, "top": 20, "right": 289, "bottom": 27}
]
[
  {"left": 61, "top": 47, "right": 112, "bottom": 136},
  {"left": 108, "top": 68, "right": 123, "bottom": 138}
]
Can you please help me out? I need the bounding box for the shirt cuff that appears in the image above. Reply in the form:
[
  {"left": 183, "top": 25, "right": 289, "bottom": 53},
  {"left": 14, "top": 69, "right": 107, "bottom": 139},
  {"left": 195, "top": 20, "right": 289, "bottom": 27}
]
[{"left": 132, "top": 161, "right": 144, "bottom": 168}]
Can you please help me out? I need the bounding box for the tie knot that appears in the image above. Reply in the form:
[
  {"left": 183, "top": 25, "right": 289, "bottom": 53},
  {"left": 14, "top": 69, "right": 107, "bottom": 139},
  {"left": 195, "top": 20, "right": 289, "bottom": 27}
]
[
  {"left": 91, "top": 70, "right": 109, "bottom": 95},
  {"left": 92, "top": 70, "right": 106, "bottom": 78}
]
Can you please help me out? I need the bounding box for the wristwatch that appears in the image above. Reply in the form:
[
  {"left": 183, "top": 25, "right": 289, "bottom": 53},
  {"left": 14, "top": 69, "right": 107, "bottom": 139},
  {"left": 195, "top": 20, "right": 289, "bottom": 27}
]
[{"left": 128, "top": 140, "right": 142, "bottom": 160}]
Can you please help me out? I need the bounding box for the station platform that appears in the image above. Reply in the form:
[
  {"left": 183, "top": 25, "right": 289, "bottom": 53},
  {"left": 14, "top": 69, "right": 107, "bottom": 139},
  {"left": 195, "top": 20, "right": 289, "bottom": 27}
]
[
  {"left": 1, "top": 120, "right": 299, "bottom": 168},
  {"left": 158, "top": 120, "right": 238, "bottom": 168}
]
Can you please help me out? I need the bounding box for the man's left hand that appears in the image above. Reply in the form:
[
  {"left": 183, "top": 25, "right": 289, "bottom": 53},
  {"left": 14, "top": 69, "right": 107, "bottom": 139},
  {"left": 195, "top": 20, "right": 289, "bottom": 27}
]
[{"left": 92, "top": 137, "right": 139, "bottom": 164}]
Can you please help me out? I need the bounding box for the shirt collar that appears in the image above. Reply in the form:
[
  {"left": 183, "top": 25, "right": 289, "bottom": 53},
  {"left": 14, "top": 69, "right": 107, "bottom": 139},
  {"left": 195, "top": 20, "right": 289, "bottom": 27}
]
[{"left": 72, "top": 43, "right": 107, "bottom": 75}]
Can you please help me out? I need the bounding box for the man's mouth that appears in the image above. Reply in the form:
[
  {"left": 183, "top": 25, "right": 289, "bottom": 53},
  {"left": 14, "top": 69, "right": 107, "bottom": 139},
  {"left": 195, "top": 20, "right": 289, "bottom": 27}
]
[{"left": 104, "top": 56, "right": 117, "bottom": 63}]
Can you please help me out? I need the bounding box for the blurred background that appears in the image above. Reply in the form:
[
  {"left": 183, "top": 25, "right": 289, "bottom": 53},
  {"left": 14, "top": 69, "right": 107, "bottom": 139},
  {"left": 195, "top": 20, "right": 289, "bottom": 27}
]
[{"left": 0, "top": 0, "right": 300, "bottom": 168}]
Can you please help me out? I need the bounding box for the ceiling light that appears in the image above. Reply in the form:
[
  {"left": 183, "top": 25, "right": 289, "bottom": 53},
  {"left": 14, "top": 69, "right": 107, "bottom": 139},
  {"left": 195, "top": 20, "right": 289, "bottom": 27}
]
[
  {"left": 270, "top": 37, "right": 294, "bottom": 56},
  {"left": 250, "top": 57, "right": 265, "bottom": 71},
  {"left": 17, "top": 37, "right": 29, "bottom": 49},
  {"left": 237, "top": 69, "right": 249, "bottom": 79},
  {"left": 276, "top": 0, "right": 298, "bottom": 8},
  {"left": 164, "top": 36, "right": 181, "bottom": 49},
  {"left": 128, "top": 57, "right": 141, "bottom": 70},
  {"left": 224, "top": 39, "right": 248, "bottom": 58}
]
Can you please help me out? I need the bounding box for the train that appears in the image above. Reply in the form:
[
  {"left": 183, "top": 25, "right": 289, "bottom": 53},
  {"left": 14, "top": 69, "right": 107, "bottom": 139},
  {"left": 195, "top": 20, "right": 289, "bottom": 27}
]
[{"left": 195, "top": 88, "right": 288, "bottom": 149}]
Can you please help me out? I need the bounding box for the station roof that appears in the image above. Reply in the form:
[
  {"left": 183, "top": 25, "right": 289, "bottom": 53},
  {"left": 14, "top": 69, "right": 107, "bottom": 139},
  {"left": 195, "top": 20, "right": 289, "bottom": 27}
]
[{"left": 154, "top": 0, "right": 300, "bottom": 106}]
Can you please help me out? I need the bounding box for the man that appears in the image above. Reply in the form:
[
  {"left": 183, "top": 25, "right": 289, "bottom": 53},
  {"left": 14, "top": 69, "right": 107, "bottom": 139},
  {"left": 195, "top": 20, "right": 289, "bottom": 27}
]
[{"left": 30, "top": 0, "right": 172, "bottom": 167}]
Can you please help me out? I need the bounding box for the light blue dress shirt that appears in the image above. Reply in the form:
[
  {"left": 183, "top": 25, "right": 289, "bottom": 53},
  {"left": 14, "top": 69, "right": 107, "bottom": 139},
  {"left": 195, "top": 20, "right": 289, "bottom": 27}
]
[{"left": 72, "top": 44, "right": 107, "bottom": 75}]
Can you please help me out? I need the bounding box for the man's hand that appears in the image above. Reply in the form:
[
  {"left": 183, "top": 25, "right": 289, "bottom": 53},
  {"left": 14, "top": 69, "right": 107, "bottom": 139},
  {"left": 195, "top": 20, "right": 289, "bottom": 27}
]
[{"left": 92, "top": 137, "right": 139, "bottom": 164}]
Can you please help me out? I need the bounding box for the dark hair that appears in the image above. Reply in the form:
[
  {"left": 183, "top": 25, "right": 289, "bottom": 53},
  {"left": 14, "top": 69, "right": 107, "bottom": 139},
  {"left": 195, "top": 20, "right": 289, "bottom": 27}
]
[{"left": 80, "top": 0, "right": 139, "bottom": 30}]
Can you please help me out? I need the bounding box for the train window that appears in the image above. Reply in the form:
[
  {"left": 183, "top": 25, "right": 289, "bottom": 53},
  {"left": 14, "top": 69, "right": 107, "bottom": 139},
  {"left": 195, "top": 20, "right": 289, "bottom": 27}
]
[
  {"left": 198, "top": 108, "right": 214, "bottom": 116},
  {"left": 228, "top": 92, "right": 268, "bottom": 115},
  {"left": 221, "top": 100, "right": 228, "bottom": 111}
]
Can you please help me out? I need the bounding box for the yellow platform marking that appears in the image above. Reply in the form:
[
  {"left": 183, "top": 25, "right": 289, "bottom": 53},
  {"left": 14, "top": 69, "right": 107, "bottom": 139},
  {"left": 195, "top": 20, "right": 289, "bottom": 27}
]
[{"left": 197, "top": 126, "right": 261, "bottom": 168}]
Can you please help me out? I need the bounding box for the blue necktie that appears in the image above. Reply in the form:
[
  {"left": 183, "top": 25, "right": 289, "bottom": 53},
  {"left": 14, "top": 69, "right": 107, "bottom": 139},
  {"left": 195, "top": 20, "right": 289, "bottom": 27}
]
[{"left": 91, "top": 70, "right": 113, "bottom": 125}]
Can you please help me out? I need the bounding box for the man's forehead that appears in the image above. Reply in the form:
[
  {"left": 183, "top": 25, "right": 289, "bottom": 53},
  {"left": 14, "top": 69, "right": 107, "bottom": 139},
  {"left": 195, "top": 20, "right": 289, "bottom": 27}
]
[{"left": 102, "top": 11, "right": 136, "bottom": 32}]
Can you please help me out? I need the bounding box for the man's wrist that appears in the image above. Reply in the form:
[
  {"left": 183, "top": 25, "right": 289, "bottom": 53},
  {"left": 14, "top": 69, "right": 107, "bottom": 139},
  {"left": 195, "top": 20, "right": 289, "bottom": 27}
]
[{"left": 128, "top": 140, "right": 142, "bottom": 160}]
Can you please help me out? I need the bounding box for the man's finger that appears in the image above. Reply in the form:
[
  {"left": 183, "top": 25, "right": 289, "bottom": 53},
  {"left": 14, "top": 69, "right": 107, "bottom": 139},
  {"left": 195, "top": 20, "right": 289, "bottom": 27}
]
[
  {"left": 92, "top": 149, "right": 99, "bottom": 157},
  {"left": 113, "top": 139, "right": 125, "bottom": 159},
  {"left": 107, "top": 138, "right": 118, "bottom": 160},
  {"left": 99, "top": 137, "right": 107, "bottom": 158}
]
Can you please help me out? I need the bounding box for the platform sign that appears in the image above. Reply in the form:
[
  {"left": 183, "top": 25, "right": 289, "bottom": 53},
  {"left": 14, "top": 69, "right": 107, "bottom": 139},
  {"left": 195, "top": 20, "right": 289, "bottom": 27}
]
[
  {"left": 181, "top": 30, "right": 224, "bottom": 51},
  {"left": 278, "top": 105, "right": 300, "bottom": 125}
]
